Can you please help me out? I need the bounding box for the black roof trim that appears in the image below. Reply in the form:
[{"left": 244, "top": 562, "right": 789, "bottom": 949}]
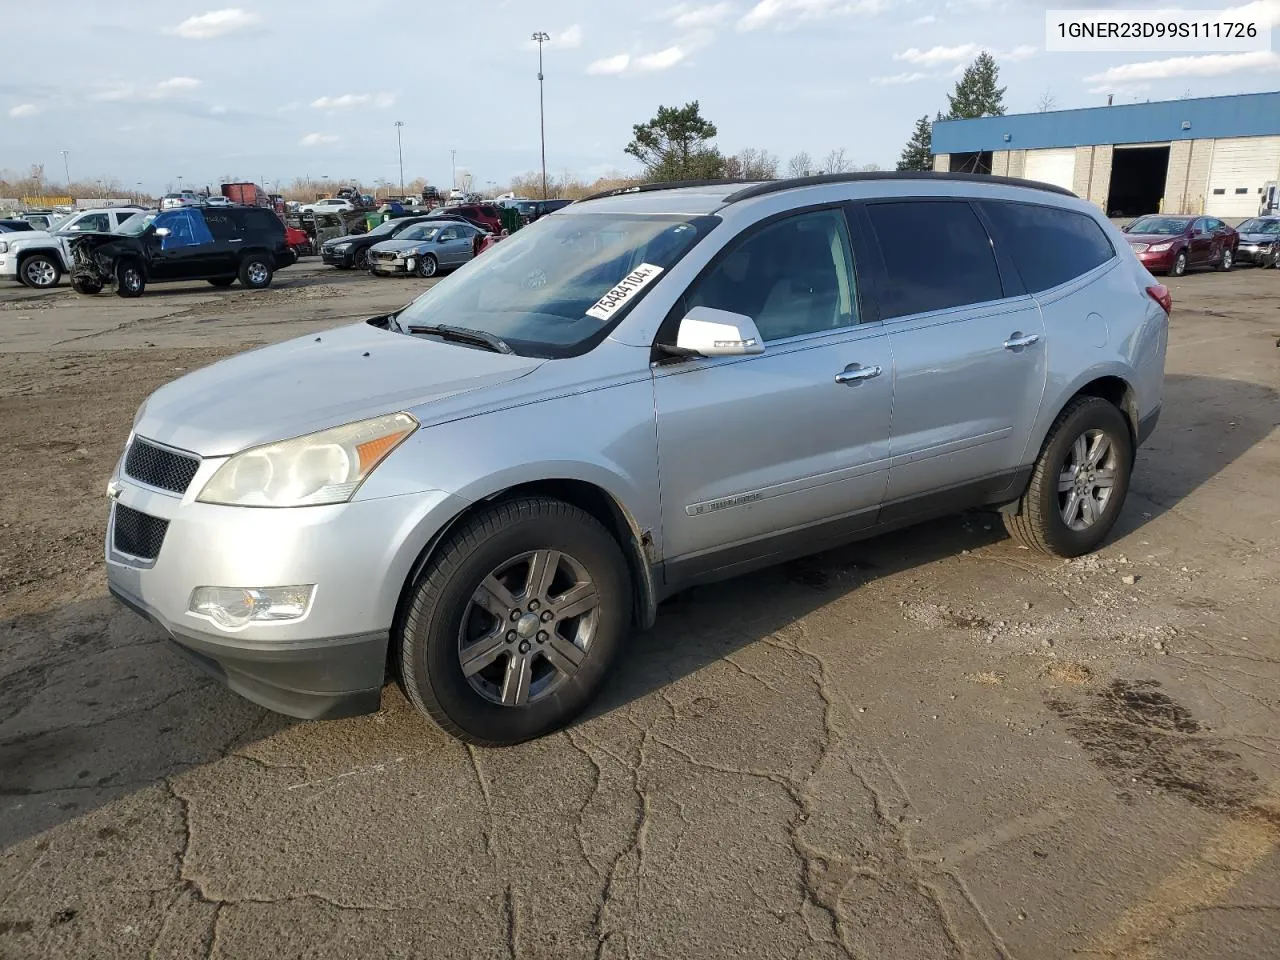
[
  {"left": 721, "top": 171, "right": 1077, "bottom": 204},
  {"left": 579, "top": 178, "right": 756, "bottom": 202}
]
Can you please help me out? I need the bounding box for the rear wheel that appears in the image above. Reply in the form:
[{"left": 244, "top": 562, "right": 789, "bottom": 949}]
[
  {"left": 115, "top": 260, "right": 145, "bottom": 298},
  {"left": 20, "top": 254, "right": 60, "bottom": 289},
  {"left": 1169, "top": 250, "right": 1188, "bottom": 277},
  {"left": 399, "top": 497, "right": 630, "bottom": 745},
  {"left": 1003, "top": 396, "right": 1133, "bottom": 557},
  {"left": 207, "top": 277, "right": 236, "bottom": 287},
  {"left": 1217, "top": 247, "right": 1234, "bottom": 271},
  {"left": 238, "top": 254, "right": 273, "bottom": 289},
  {"left": 416, "top": 254, "right": 438, "bottom": 278}
]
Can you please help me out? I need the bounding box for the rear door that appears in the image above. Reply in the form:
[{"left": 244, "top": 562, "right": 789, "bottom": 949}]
[
  {"left": 200, "top": 208, "right": 242, "bottom": 276},
  {"left": 860, "top": 198, "right": 1047, "bottom": 516}
]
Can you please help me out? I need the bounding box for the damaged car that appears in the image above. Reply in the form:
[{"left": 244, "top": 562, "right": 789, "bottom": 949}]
[
  {"left": 70, "top": 206, "right": 296, "bottom": 297},
  {"left": 1233, "top": 217, "right": 1280, "bottom": 267},
  {"left": 368, "top": 221, "right": 481, "bottom": 277}
]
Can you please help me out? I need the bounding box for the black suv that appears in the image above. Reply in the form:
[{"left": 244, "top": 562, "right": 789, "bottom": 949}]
[
  {"left": 69, "top": 206, "right": 296, "bottom": 298},
  {"left": 320, "top": 214, "right": 435, "bottom": 269}
]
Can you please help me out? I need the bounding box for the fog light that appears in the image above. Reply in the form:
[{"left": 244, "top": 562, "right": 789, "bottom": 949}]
[
  {"left": 405, "top": 257, "right": 416, "bottom": 270},
  {"left": 189, "top": 585, "right": 315, "bottom": 630}
]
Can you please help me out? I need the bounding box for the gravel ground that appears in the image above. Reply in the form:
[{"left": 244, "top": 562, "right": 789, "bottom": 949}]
[{"left": 1, "top": 260, "right": 1278, "bottom": 960}]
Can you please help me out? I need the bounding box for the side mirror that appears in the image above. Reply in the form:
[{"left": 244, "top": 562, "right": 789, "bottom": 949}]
[
  {"left": 154, "top": 227, "right": 171, "bottom": 237},
  {"left": 1120, "top": 223, "right": 1129, "bottom": 232},
  {"left": 672, "top": 306, "right": 765, "bottom": 357}
]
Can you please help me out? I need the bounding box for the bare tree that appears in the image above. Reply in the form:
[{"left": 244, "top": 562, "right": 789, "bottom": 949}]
[
  {"left": 859, "top": 163, "right": 880, "bottom": 172},
  {"left": 1036, "top": 89, "right": 1057, "bottom": 112},
  {"left": 723, "top": 147, "right": 779, "bottom": 180},
  {"left": 786, "top": 151, "right": 813, "bottom": 178},
  {"left": 822, "top": 148, "right": 852, "bottom": 174}
]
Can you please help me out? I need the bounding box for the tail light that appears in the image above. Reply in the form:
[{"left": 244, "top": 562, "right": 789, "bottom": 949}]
[{"left": 1146, "top": 283, "right": 1172, "bottom": 315}]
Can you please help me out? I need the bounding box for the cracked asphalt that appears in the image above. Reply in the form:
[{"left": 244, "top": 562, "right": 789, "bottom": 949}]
[{"left": 2, "top": 261, "right": 1279, "bottom": 959}]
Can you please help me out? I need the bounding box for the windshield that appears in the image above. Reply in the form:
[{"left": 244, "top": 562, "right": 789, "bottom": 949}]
[
  {"left": 1238, "top": 218, "right": 1280, "bottom": 234},
  {"left": 115, "top": 211, "right": 158, "bottom": 235},
  {"left": 395, "top": 212, "right": 717, "bottom": 358},
  {"left": 399, "top": 224, "right": 439, "bottom": 241},
  {"left": 364, "top": 218, "right": 405, "bottom": 238},
  {"left": 1128, "top": 216, "right": 1189, "bottom": 235}
]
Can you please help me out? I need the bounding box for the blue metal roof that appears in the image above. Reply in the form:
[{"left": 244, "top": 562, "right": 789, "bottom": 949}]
[{"left": 932, "top": 90, "right": 1280, "bottom": 154}]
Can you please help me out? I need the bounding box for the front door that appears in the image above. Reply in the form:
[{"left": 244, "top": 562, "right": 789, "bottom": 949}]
[
  {"left": 1188, "top": 217, "right": 1214, "bottom": 266},
  {"left": 148, "top": 209, "right": 217, "bottom": 280},
  {"left": 652, "top": 207, "right": 893, "bottom": 584},
  {"left": 860, "top": 199, "right": 1047, "bottom": 514}
]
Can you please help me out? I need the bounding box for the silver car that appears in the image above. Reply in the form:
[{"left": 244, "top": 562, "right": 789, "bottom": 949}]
[
  {"left": 1233, "top": 216, "right": 1280, "bottom": 267},
  {"left": 106, "top": 173, "right": 1169, "bottom": 745},
  {"left": 368, "top": 221, "right": 479, "bottom": 277}
]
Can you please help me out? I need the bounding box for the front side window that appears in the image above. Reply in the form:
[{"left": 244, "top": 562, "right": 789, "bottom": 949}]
[
  {"left": 684, "top": 209, "right": 859, "bottom": 342},
  {"left": 155, "top": 209, "right": 213, "bottom": 248},
  {"left": 980, "top": 201, "right": 1115, "bottom": 294},
  {"left": 867, "top": 200, "right": 1003, "bottom": 319},
  {"left": 395, "top": 212, "right": 715, "bottom": 358}
]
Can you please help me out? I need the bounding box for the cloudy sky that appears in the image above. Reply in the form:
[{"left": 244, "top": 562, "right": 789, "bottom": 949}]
[{"left": 3, "top": 0, "right": 1278, "bottom": 193}]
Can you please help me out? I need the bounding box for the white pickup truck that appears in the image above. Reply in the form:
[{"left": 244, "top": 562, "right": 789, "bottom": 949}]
[{"left": 0, "top": 207, "right": 146, "bottom": 288}]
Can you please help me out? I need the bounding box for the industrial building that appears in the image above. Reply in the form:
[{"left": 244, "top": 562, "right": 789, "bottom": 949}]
[{"left": 931, "top": 90, "right": 1280, "bottom": 218}]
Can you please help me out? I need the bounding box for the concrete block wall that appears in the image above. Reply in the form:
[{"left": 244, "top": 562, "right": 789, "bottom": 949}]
[
  {"left": 1073, "top": 147, "right": 1095, "bottom": 199},
  {"left": 1086, "top": 145, "right": 1113, "bottom": 211},
  {"left": 933, "top": 154, "right": 950, "bottom": 172},
  {"left": 991, "top": 151, "right": 1010, "bottom": 176},
  {"left": 1006, "top": 150, "right": 1027, "bottom": 178}
]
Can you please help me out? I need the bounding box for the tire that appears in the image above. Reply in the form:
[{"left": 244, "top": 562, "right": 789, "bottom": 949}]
[
  {"left": 1169, "top": 250, "right": 1188, "bottom": 277},
  {"left": 1004, "top": 396, "right": 1133, "bottom": 558},
  {"left": 207, "top": 277, "right": 236, "bottom": 288},
  {"left": 1217, "top": 247, "right": 1234, "bottom": 272},
  {"left": 238, "top": 254, "right": 273, "bottom": 289},
  {"left": 354, "top": 247, "right": 370, "bottom": 270},
  {"left": 399, "top": 497, "right": 631, "bottom": 746},
  {"left": 71, "top": 277, "right": 103, "bottom": 295},
  {"left": 416, "top": 254, "right": 438, "bottom": 278},
  {"left": 20, "top": 254, "right": 61, "bottom": 289},
  {"left": 115, "top": 260, "right": 145, "bottom": 298}
]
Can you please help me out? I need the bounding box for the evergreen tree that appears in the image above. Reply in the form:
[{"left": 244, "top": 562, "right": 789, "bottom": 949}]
[
  {"left": 625, "top": 102, "right": 725, "bottom": 181},
  {"left": 946, "top": 52, "right": 1007, "bottom": 119},
  {"left": 896, "top": 115, "right": 934, "bottom": 172}
]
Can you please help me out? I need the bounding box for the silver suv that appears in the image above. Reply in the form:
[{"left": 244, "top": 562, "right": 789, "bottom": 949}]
[{"left": 106, "top": 173, "right": 1169, "bottom": 745}]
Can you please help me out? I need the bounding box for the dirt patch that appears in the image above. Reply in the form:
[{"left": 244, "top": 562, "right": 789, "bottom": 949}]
[
  {"left": 1042, "top": 662, "right": 1094, "bottom": 686},
  {"left": 968, "top": 671, "right": 1005, "bottom": 686},
  {"left": 1048, "top": 679, "right": 1260, "bottom": 816}
]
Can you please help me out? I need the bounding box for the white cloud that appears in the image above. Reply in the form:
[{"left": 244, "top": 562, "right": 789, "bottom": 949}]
[
  {"left": 1086, "top": 82, "right": 1153, "bottom": 96},
  {"left": 299, "top": 133, "right": 339, "bottom": 147},
  {"left": 636, "top": 46, "right": 687, "bottom": 70},
  {"left": 1084, "top": 49, "right": 1280, "bottom": 85},
  {"left": 1223, "top": 0, "right": 1280, "bottom": 29},
  {"left": 895, "top": 43, "right": 977, "bottom": 66},
  {"left": 1000, "top": 44, "right": 1037, "bottom": 62},
  {"left": 556, "top": 24, "right": 584, "bottom": 48},
  {"left": 311, "top": 92, "right": 396, "bottom": 109},
  {"left": 912, "top": 14, "right": 936, "bottom": 24},
  {"left": 167, "top": 8, "right": 261, "bottom": 40},
  {"left": 586, "top": 54, "right": 631, "bottom": 74},
  {"left": 156, "top": 76, "right": 201, "bottom": 92},
  {"left": 738, "top": 0, "right": 885, "bottom": 31},
  {"left": 871, "top": 71, "right": 930, "bottom": 85},
  {"left": 665, "top": 2, "right": 733, "bottom": 29},
  {"left": 8, "top": 103, "right": 40, "bottom": 118}
]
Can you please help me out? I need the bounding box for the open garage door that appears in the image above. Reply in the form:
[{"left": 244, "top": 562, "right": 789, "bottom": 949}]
[
  {"left": 1023, "top": 149, "right": 1076, "bottom": 192},
  {"left": 1206, "top": 137, "right": 1280, "bottom": 217}
]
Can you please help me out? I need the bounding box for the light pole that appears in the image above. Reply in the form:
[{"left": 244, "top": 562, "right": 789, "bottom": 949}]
[
  {"left": 532, "top": 31, "right": 550, "bottom": 200},
  {"left": 450, "top": 149, "right": 456, "bottom": 192},
  {"left": 177, "top": 175, "right": 184, "bottom": 194},
  {"left": 60, "top": 150, "right": 70, "bottom": 188},
  {"left": 394, "top": 121, "right": 405, "bottom": 194}
]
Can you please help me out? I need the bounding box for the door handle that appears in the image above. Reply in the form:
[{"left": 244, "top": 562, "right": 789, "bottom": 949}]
[
  {"left": 834, "top": 363, "right": 882, "bottom": 385},
  {"left": 1003, "top": 333, "right": 1040, "bottom": 350}
]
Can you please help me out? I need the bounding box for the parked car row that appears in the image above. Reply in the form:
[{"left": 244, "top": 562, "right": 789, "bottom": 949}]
[{"left": 1122, "top": 214, "right": 1280, "bottom": 275}]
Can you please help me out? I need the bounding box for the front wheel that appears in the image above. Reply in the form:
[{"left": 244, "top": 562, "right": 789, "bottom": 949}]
[
  {"left": 398, "top": 497, "right": 631, "bottom": 745},
  {"left": 1169, "top": 250, "right": 1188, "bottom": 277},
  {"left": 354, "top": 247, "right": 370, "bottom": 270},
  {"left": 71, "top": 277, "right": 103, "bottom": 295},
  {"left": 115, "top": 261, "right": 145, "bottom": 298},
  {"left": 238, "top": 255, "right": 273, "bottom": 289},
  {"left": 1003, "top": 397, "right": 1133, "bottom": 557},
  {"left": 416, "top": 254, "right": 438, "bottom": 278},
  {"left": 1217, "top": 247, "right": 1234, "bottom": 271},
  {"left": 20, "top": 254, "right": 61, "bottom": 289}
]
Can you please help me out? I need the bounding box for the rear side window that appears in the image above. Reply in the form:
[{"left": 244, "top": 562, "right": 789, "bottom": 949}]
[
  {"left": 980, "top": 201, "right": 1115, "bottom": 294},
  {"left": 866, "top": 200, "right": 1003, "bottom": 319},
  {"left": 236, "top": 209, "right": 283, "bottom": 236},
  {"left": 203, "top": 210, "right": 240, "bottom": 241}
]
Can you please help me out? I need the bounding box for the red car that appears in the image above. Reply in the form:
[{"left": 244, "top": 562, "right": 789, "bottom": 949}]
[
  {"left": 284, "top": 225, "right": 313, "bottom": 257},
  {"left": 428, "top": 203, "right": 504, "bottom": 234},
  {"left": 1121, "top": 214, "right": 1238, "bottom": 276}
]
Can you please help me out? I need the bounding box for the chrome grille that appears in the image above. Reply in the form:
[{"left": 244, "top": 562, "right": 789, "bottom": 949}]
[
  {"left": 113, "top": 504, "right": 169, "bottom": 560},
  {"left": 124, "top": 438, "right": 200, "bottom": 494},
  {"left": 372, "top": 250, "right": 398, "bottom": 262}
]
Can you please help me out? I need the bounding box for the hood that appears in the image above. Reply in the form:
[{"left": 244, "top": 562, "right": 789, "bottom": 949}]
[
  {"left": 134, "top": 320, "right": 545, "bottom": 456},
  {"left": 370, "top": 238, "right": 431, "bottom": 254},
  {"left": 323, "top": 232, "right": 369, "bottom": 247},
  {"left": 1238, "top": 232, "right": 1279, "bottom": 243},
  {"left": 6, "top": 229, "right": 54, "bottom": 245},
  {"left": 70, "top": 233, "right": 137, "bottom": 255}
]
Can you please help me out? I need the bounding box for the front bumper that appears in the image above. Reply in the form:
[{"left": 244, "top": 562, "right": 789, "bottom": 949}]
[
  {"left": 321, "top": 247, "right": 356, "bottom": 267},
  {"left": 1134, "top": 248, "right": 1176, "bottom": 272},
  {"left": 371, "top": 258, "right": 413, "bottom": 275},
  {"left": 0, "top": 254, "right": 16, "bottom": 279},
  {"left": 105, "top": 466, "right": 467, "bottom": 719},
  {"left": 1237, "top": 243, "right": 1277, "bottom": 265}
]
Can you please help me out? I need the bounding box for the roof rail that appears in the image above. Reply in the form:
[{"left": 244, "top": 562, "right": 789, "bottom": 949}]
[
  {"left": 579, "top": 178, "right": 756, "bottom": 203},
  {"left": 721, "top": 170, "right": 1077, "bottom": 204}
]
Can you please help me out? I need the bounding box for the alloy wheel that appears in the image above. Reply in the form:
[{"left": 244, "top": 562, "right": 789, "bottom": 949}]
[
  {"left": 1058, "top": 429, "right": 1118, "bottom": 531},
  {"left": 24, "top": 259, "right": 57, "bottom": 287},
  {"left": 457, "top": 549, "right": 600, "bottom": 707},
  {"left": 247, "top": 262, "right": 269, "bottom": 285}
]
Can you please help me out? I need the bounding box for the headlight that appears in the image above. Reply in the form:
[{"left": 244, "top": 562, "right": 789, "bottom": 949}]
[
  {"left": 334, "top": 242, "right": 351, "bottom": 251},
  {"left": 190, "top": 585, "right": 315, "bottom": 630},
  {"left": 1149, "top": 242, "right": 1173, "bottom": 252},
  {"left": 197, "top": 412, "right": 417, "bottom": 507}
]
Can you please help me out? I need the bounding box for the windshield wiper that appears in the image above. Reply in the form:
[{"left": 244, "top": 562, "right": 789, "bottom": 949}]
[{"left": 406, "top": 323, "right": 514, "bottom": 354}]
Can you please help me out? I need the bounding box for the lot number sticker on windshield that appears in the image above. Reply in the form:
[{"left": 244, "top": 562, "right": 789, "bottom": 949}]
[{"left": 585, "top": 263, "right": 665, "bottom": 321}]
